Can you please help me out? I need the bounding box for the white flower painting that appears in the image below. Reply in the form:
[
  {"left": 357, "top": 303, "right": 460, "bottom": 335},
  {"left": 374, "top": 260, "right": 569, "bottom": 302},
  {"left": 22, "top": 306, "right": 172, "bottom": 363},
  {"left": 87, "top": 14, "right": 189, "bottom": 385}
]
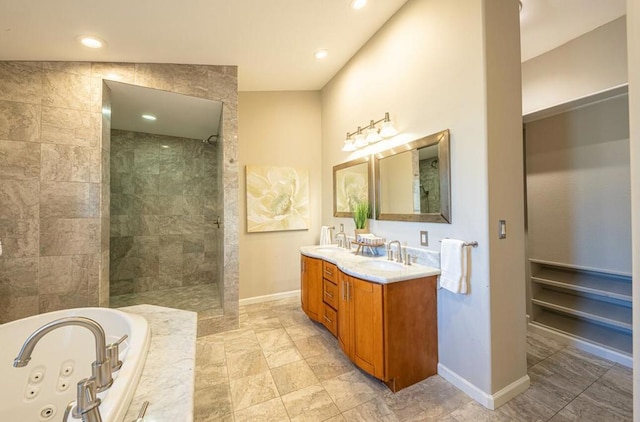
[
  {"left": 335, "top": 164, "right": 368, "bottom": 213},
  {"left": 246, "top": 165, "right": 310, "bottom": 232}
]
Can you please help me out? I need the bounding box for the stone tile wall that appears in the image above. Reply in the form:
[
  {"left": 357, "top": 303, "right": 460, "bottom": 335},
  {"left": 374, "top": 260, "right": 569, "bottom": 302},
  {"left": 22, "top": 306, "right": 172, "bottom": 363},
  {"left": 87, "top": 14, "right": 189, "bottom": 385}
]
[
  {"left": 110, "top": 130, "right": 220, "bottom": 296},
  {"left": 0, "top": 62, "right": 238, "bottom": 324}
]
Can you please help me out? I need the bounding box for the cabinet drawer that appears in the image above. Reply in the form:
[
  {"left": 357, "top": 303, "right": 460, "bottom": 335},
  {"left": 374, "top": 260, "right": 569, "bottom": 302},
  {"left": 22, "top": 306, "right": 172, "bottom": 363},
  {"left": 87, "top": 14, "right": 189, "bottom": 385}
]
[
  {"left": 323, "top": 262, "right": 337, "bottom": 283},
  {"left": 323, "top": 279, "right": 338, "bottom": 309},
  {"left": 322, "top": 304, "right": 338, "bottom": 337}
]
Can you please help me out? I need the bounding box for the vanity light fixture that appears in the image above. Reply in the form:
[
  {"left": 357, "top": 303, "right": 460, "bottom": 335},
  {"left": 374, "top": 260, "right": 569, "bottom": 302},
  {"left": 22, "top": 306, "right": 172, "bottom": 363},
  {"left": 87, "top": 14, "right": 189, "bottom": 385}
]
[
  {"left": 341, "top": 112, "right": 398, "bottom": 152},
  {"left": 353, "top": 127, "right": 367, "bottom": 148},
  {"left": 77, "top": 35, "right": 106, "bottom": 49},
  {"left": 365, "top": 120, "right": 382, "bottom": 144},
  {"left": 141, "top": 114, "right": 157, "bottom": 121},
  {"left": 342, "top": 133, "right": 357, "bottom": 151}
]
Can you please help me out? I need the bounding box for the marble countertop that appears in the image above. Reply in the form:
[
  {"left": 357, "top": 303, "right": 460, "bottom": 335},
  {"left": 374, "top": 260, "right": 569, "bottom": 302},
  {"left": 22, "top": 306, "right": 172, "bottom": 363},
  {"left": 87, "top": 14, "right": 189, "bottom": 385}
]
[
  {"left": 300, "top": 245, "right": 441, "bottom": 283},
  {"left": 119, "top": 305, "right": 197, "bottom": 422}
]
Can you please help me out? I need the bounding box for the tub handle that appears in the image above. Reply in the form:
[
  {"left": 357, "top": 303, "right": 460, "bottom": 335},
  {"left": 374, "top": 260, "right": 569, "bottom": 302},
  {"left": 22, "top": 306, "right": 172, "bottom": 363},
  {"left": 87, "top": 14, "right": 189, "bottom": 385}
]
[
  {"left": 62, "top": 400, "right": 75, "bottom": 422},
  {"left": 107, "top": 334, "right": 128, "bottom": 372},
  {"left": 131, "top": 401, "right": 149, "bottom": 422}
]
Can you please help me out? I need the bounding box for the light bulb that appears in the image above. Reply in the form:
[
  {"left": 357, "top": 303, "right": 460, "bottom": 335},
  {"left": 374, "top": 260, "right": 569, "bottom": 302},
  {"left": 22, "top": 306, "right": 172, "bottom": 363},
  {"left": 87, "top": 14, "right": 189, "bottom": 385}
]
[
  {"left": 365, "top": 120, "right": 381, "bottom": 144},
  {"left": 342, "top": 133, "right": 356, "bottom": 151},
  {"left": 353, "top": 127, "right": 367, "bottom": 148},
  {"left": 379, "top": 112, "right": 398, "bottom": 138},
  {"left": 77, "top": 35, "right": 106, "bottom": 49}
]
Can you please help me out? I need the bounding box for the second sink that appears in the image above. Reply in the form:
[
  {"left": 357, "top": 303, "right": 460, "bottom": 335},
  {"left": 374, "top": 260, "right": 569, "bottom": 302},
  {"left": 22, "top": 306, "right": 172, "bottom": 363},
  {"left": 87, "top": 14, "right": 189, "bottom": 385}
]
[{"left": 356, "top": 260, "right": 405, "bottom": 271}]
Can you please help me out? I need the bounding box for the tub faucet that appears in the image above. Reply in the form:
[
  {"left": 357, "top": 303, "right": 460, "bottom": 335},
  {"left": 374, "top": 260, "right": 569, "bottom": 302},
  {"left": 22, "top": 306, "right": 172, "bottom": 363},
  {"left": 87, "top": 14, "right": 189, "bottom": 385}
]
[
  {"left": 13, "top": 316, "right": 113, "bottom": 392},
  {"left": 73, "top": 377, "right": 103, "bottom": 422},
  {"left": 387, "top": 240, "right": 403, "bottom": 263}
]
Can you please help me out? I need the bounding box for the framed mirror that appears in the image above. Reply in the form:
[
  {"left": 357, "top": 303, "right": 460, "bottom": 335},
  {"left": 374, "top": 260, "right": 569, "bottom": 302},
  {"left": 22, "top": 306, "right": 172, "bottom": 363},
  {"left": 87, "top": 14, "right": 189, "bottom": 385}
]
[
  {"left": 333, "top": 156, "right": 373, "bottom": 217},
  {"left": 374, "top": 129, "right": 451, "bottom": 223}
]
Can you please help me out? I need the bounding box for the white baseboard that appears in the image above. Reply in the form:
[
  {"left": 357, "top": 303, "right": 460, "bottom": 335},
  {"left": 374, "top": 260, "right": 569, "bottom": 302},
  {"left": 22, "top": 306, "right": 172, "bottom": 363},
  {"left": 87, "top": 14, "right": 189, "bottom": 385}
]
[
  {"left": 437, "top": 363, "right": 530, "bottom": 410},
  {"left": 527, "top": 322, "right": 633, "bottom": 368},
  {"left": 239, "top": 290, "right": 301, "bottom": 306}
]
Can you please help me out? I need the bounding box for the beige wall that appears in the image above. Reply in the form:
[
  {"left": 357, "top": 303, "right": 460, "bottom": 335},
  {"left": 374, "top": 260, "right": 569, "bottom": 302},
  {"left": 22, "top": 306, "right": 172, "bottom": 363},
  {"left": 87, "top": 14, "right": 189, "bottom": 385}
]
[
  {"left": 522, "top": 17, "right": 628, "bottom": 115},
  {"left": 484, "top": 0, "right": 528, "bottom": 393},
  {"left": 321, "top": 0, "right": 526, "bottom": 405},
  {"left": 526, "top": 95, "right": 631, "bottom": 273},
  {"left": 238, "top": 91, "right": 322, "bottom": 300}
]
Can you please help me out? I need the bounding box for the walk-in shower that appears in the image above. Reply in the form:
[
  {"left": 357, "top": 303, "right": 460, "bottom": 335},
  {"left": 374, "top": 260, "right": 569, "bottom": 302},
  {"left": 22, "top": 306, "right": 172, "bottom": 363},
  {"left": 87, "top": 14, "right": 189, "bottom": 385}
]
[{"left": 106, "top": 81, "right": 224, "bottom": 318}]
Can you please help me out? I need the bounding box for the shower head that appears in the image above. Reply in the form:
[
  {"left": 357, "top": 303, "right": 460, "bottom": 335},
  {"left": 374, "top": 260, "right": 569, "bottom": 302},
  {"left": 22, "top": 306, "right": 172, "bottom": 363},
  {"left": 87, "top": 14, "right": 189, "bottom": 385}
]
[{"left": 202, "top": 134, "right": 219, "bottom": 145}]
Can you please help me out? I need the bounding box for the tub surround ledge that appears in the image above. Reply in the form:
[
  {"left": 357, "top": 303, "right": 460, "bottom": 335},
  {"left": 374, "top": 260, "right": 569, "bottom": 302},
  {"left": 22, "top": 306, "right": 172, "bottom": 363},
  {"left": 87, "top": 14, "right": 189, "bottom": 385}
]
[{"left": 119, "top": 304, "right": 197, "bottom": 422}]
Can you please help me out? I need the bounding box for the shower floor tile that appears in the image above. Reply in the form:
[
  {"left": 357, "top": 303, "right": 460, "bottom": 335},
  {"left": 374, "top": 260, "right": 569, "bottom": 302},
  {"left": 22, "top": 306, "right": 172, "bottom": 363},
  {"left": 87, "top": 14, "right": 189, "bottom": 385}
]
[{"left": 110, "top": 283, "right": 223, "bottom": 318}]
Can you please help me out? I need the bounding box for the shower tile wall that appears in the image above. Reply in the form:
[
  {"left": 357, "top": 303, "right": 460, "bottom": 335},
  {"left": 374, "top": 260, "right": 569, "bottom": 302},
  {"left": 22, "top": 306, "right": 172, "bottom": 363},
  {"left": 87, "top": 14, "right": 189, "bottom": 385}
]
[
  {"left": 0, "top": 61, "right": 238, "bottom": 325},
  {"left": 109, "top": 129, "right": 219, "bottom": 296}
]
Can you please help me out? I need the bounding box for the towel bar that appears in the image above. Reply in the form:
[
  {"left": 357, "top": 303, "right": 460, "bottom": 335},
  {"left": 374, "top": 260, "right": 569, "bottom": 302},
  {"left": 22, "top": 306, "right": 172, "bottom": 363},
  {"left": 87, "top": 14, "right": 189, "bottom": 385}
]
[{"left": 439, "top": 239, "right": 478, "bottom": 248}]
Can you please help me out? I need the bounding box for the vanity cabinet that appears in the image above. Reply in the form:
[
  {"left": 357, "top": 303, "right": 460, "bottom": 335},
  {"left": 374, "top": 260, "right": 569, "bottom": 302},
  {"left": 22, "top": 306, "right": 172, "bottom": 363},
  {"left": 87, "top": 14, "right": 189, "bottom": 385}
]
[
  {"left": 301, "top": 253, "right": 438, "bottom": 392},
  {"left": 301, "top": 255, "right": 323, "bottom": 322},
  {"left": 339, "top": 272, "right": 438, "bottom": 391},
  {"left": 322, "top": 262, "right": 339, "bottom": 336},
  {"left": 338, "top": 272, "right": 385, "bottom": 379}
]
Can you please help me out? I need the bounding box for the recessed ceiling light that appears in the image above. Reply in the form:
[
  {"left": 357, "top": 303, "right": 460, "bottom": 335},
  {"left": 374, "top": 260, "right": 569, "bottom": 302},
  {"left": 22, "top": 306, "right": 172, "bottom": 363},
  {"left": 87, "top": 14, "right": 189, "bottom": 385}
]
[
  {"left": 350, "top": 0, "right": 367, "bottom": 10},
  {"left": 77, "top": 35, "right": 106, "bottom": 49},
  {"left": 141, "top": 114, "right": 157, "bottom": 121},
  {"left": 314, "top": 49, "right": 328, "bottom": 60}
]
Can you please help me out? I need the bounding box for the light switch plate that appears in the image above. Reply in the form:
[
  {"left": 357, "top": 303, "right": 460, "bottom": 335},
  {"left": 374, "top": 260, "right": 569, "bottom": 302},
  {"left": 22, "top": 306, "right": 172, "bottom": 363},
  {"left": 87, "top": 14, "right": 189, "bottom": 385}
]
[
  {"left": 420, "top": 231, "right": 428, "bottom": 246},
  {"left": 498, "top": 220, "right": 507, "bottom": 239}
]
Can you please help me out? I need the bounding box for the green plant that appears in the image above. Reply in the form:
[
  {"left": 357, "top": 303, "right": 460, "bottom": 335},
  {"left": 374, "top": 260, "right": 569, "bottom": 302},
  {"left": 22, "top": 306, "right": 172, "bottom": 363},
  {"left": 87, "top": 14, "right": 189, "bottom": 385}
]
[{"left": 352, "top": 201, "right": 370, "bottom": 229}]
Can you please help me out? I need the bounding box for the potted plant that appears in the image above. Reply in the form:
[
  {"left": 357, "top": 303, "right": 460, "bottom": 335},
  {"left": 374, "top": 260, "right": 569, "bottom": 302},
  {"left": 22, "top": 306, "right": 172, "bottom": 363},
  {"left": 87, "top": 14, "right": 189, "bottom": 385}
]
[{"left": 353, "top": 201, "right": 370, "bottom": 240}]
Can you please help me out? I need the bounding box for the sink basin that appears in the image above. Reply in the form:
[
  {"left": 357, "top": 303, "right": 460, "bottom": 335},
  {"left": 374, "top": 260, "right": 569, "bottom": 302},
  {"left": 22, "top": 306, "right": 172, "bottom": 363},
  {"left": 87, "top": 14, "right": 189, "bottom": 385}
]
[
  {"left": 314, "top": 247, "right": 342, "bottom": 253},
  {"left": 357, "top": 260, "right": 405, "bottom": 271}
]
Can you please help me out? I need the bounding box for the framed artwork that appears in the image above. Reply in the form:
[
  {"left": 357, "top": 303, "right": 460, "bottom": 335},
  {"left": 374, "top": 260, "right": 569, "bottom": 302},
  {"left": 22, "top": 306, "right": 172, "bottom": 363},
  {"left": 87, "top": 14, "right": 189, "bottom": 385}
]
[
  {"left": 333, "top": 156, "right": 372, "bottom": 217},
  {"left": 245, "top": 165, "right": 310, "bottom": 232}
]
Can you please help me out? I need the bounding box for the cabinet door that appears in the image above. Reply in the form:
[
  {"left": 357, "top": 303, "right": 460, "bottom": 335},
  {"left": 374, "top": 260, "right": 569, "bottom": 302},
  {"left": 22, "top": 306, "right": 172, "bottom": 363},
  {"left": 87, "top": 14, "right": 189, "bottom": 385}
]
[
  {"left": 337, "top": 272, "right": 352, "bottom": 357},
  {"left": 351, "top": 277, "right": 384, "bottom": 379},
  {"left": 301, "top": 255, "right": 322, "bottom": 322}
]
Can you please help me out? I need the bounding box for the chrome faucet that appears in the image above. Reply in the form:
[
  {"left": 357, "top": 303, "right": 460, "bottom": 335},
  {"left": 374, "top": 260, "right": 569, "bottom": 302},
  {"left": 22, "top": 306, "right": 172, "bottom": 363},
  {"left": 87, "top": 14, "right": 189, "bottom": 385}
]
[
  {"left": 73, "top": 377, "right": 103, "bottom": 422},
  {"left": 387, "top": 240, "right": 403, "bottom": 263},
  {"left": 335, "top": 223, "right": 348, "bottom": 249},
  {"left": 335, "top": 231, "right": 348, "bottom": 249},
  {"left": 13, "top": 316, "right": 113, "bottom": 392}
]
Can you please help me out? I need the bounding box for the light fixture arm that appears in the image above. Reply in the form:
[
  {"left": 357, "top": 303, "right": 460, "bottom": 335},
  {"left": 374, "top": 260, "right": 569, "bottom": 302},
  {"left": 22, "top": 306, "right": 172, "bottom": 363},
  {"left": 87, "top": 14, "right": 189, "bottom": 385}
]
[{"left": 345, "top": 114, "right": 388, "bottom": 139}]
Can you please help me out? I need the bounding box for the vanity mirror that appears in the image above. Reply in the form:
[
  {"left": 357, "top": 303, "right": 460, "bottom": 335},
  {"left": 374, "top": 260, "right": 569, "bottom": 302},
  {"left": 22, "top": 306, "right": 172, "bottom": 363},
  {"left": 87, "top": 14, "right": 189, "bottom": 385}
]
[
  {"left": 333, "top": 156, "right": 373, "bottom": 217},
  {"left": 374, "top": 129, "right": 451, "bottom": 223}
]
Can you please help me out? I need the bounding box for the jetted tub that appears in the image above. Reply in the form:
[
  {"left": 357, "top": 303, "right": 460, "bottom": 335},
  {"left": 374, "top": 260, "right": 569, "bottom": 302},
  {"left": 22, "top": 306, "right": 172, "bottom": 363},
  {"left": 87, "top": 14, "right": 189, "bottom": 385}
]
[{"left": 0, "top": 307, "right": 150, "bottom": 422}]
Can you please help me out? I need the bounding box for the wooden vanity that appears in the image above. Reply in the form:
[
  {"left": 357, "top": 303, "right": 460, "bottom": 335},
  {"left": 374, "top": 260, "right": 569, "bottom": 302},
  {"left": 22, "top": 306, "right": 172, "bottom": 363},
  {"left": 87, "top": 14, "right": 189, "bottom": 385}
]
[{"left": 300, "top": 253, "right": 438, "bottom": 392}]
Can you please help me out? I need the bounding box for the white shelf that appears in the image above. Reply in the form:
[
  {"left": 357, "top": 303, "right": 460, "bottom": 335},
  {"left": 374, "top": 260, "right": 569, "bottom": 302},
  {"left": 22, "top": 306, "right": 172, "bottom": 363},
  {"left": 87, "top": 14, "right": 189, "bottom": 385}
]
[
  {"left": 532, "top": 288, "right": 631, "bottom": 332},
  {"left": 529, "top": 261, "right": 633, "bottom": 361},
  {"left": 531, "top": 266, "right": 631, "bottom": 302},
  {"left": 532, "top": 309, "right": 632, "bottom": 356}
]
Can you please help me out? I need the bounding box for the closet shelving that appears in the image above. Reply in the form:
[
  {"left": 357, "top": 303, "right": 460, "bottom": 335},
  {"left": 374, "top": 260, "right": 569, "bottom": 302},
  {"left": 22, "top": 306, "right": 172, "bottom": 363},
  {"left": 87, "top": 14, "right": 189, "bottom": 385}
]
[{"left": 529, "top": 259, "right": 632, "bottom": 358}]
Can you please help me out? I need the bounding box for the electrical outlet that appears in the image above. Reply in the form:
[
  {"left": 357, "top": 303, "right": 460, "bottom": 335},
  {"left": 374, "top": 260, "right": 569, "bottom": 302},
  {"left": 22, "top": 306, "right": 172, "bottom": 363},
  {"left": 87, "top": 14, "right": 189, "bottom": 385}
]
[{"left": 420, "top": 231, "right": 428, "bottom": 246}]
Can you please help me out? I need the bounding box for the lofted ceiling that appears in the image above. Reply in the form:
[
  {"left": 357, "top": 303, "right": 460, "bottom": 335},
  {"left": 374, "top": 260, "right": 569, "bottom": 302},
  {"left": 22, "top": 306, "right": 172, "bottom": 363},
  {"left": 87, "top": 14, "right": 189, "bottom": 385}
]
[
  {"left": 0, "top": 0, "right": 627, "bottom": 91},
  {"left": 520, "top": 0, "right": 626, "bottom": 61}
]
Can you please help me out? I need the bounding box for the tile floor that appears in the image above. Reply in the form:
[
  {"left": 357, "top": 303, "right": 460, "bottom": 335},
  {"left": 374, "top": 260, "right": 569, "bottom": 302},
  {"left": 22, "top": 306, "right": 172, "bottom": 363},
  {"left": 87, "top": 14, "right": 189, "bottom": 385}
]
[
  {"left": 192, "top": 295, "right": 633, "bottom": 421},
  {"left": 111, "top": 284, "right": 223, "bottom": 319}
]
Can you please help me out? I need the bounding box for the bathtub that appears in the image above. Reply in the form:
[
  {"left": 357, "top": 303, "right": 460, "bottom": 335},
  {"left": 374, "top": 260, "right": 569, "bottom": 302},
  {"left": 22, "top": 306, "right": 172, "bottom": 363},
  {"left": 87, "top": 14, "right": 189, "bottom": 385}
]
[{"left": 0, "top": 307, "right": 150, "bottom": 422}]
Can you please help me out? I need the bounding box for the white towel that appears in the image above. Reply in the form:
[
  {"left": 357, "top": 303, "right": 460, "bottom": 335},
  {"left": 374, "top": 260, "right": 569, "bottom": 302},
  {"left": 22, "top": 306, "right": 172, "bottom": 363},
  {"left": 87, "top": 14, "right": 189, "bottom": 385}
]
[
  {"left": 319, "top": 226, "right": 333, "bottom": 245},
  {"left": 439, "top": 239, "right": 469, "bottom": 294}
]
